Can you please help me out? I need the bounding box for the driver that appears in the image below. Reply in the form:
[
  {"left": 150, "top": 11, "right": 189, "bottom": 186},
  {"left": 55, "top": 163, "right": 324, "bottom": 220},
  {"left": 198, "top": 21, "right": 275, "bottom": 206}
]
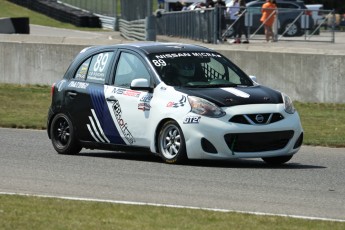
[{"left": 173, "top": 62, "right": 196, "bottom": 85}]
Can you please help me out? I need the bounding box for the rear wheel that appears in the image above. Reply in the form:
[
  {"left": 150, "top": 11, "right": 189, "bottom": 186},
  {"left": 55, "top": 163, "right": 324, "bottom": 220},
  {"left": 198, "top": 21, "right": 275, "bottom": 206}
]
[
  {"left": 158, "top": 120, "right": 187, "bottom": 164},
  {"left": 50, "top": 113, "right": 81, "bottom": 155},
  {"left": 262, "top": 155, "right": 293, "bottom": 165}
]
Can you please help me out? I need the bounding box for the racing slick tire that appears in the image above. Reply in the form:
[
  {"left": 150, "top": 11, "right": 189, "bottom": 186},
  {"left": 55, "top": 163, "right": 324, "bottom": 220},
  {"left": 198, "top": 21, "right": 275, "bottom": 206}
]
[
  {"left": 262, "top": 155, "right": 293, "bottom": 165},
  {"left": 158, "top": 120, "right": 187, "bottom": 164},
  {"left": 50, "top": 113, "right": 82, "bottom": 155}
]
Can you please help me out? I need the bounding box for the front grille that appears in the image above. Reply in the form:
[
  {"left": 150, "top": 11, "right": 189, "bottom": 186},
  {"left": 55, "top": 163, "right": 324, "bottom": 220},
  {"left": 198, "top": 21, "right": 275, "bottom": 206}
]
[
  {"left": 224, "top": 131, "right": 294, "bottom": 152},
  {"left": 229, "top": 113, "right": 284, "bottom": 125}
]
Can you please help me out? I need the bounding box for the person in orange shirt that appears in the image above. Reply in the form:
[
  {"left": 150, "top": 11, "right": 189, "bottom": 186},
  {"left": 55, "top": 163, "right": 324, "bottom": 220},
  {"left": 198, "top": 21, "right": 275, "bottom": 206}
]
[{"left": 260, "top": 0, "right": 277, "bottom": 42}]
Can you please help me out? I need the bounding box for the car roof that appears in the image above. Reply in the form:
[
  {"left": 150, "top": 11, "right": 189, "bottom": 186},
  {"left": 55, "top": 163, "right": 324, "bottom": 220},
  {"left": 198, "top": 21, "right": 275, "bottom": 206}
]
[
  {"left": 247, "top": 0, "right": 307, "bottom": 8},
  {"left": 80, "top": 42, "right": 213, "bottom": 57}
]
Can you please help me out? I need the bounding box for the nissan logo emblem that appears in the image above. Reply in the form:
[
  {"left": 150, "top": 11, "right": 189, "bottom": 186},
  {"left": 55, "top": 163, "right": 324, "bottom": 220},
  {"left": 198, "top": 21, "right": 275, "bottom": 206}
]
[{"left": 255, "top": 114, "right": 264, "bottom": 123}]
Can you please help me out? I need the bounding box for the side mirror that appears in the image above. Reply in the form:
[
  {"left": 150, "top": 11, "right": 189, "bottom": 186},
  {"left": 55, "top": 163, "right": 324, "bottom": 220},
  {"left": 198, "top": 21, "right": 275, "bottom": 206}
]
[
  {"left": 130, "top": 78, "right": 151, "bottom": 91},
  {"left": 249, "top": 75, "right": 258, "bottom": 84}
]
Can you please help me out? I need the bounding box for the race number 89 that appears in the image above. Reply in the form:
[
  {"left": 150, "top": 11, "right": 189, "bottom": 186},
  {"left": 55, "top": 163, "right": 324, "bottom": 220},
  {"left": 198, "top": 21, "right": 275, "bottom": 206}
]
[
  {"left": 94, "top": 53, "right": 109, "bottom": 72},
  {"left": 152, "top": 59, "right": 166, "bottom": 67}
]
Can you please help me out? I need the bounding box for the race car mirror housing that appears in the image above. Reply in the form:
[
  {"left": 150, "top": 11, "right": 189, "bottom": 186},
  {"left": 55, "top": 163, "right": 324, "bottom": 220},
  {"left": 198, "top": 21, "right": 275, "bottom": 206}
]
[{"left": 130, "top": 78, "right": 152, "bottom": 92}]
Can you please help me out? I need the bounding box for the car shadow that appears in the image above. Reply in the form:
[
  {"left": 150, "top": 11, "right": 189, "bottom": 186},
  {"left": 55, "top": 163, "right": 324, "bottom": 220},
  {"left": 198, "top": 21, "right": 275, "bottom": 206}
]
[{"left": 77, "top": 150, "right": 326, "bottom": 169}]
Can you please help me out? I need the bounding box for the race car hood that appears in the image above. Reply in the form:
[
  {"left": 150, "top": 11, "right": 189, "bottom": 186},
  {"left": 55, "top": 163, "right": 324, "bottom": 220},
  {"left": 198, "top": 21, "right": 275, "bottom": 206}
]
[{"left": 176, "top": 85, "right": 283, "bottom": 107}]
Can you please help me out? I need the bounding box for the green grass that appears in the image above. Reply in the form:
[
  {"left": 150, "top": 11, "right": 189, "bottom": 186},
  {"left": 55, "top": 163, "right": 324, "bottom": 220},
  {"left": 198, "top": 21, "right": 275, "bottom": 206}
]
[
  {"left": 0, "top": 0, "right": 106, "bottom": 31},
  {"left": 0, "top": 84, "right": 51, "bottom": 129},
  {"left": 0, "top": 194, "right": 344, "bottom": 230},
  {"left": 295, "top": 102, "right": 345, "bottom": 147},
  {"left": 0, "top": 84, "right": 345, "bottom": 147}
]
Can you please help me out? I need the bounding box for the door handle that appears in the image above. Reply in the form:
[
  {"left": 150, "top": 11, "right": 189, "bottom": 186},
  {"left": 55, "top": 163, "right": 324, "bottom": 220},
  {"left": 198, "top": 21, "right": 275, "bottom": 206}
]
[
  {"left": 67, "top": 92, "right": 77, "bottom": 98},
  {"left": 106, "top": 96, "right": 117, "bottom": 102}
]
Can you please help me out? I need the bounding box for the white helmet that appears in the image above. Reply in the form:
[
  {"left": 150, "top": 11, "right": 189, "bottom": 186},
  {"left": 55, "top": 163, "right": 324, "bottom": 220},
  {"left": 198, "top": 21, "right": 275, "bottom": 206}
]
[{"left": 176, "top": 62, "right": 195, "bottom": 78}]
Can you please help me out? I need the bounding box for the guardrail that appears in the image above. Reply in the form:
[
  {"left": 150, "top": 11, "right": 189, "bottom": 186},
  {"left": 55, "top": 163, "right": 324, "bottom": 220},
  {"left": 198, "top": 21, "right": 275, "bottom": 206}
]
[
  {"left": 119, "top": 19, "right": 146, "bottom": 41},
  {"left": 94, "top": 13, "right": 116, "bottom": 30},
  {"left": 9, "top": 0, "right": 101, "bottom": 28}
]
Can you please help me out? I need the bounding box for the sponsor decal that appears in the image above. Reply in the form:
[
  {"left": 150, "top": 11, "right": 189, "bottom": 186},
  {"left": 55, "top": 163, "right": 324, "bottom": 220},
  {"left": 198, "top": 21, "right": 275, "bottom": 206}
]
[
  {"left": 112, "top": 99, "right": 135, "bottom": 144},
  {"left": 68, "top": 81, "right": 89, "bottom": 89},
  {"left": 138, "top": 103, "right": 151, "bottom": 111},
  {"left": 152, "top": 52, "right": 221, "bottom": 67},
  {"left": 76, "top": 62, "right": 89, "bottom": 80},
  {"left": 166, "top": 95, "right": 187, "bottom": 108},
  {"left": 140, "top": 95, "right": 153, "bottom": 102},
  {"left": 222, "top": 88, "right": 250, "bottom": 98},
  {"left": 153, "top": 52, "right": 221, "bottom": 60},
  {"left": 86, "top": 109, "right": 110, "bottom": 143},
  {"left": 155, "top": 53, "right": 191, "bottom": 59},
  {"left": 183, "top": 116, "right": 201, "bottom": 124},
  {"left": 112, "top": 88, "right": 141, "bottom": 97}
]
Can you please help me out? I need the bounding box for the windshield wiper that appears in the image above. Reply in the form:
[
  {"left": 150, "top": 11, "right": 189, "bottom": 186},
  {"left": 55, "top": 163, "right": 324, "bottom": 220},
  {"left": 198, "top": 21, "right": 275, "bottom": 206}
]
[{"left": 208, "top": 83, "right": 239, "bottom": 87}]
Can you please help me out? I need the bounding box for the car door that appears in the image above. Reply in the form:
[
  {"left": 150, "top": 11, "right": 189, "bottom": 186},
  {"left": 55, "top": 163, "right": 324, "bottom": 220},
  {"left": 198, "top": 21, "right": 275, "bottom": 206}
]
[
  {"left": 104, "top": 50, "right": 154, "bottom": 147},
  {"left": 65, "top": 51, "right": 115, "bottom": 142}
]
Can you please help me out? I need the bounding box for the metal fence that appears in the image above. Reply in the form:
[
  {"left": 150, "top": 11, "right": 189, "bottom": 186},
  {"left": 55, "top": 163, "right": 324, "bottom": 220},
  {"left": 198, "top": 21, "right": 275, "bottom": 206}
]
[
  {"left": 157, "top": 7, "right": 336, "bottom": 44},
  {"left": 56, "top": 2, "right": 336, "bottom": 44},
  {"left": 156, "top": 8, "right": 219, "bottom": 43},
  {"left": 221, "top": 7, "right": 336, "bottom": 43}
]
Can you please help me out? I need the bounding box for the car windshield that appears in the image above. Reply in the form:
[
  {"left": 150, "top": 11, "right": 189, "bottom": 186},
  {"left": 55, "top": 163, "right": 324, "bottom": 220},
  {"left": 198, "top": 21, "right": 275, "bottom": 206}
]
[{"left": 148, "top": 52, "right": 253, "bottom": 87}]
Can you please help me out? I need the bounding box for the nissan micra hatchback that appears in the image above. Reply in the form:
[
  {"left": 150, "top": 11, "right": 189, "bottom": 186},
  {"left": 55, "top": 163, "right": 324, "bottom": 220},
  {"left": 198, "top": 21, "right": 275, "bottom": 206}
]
[{"left": 47, "top": 42, "right": 303, "bottom": 164}]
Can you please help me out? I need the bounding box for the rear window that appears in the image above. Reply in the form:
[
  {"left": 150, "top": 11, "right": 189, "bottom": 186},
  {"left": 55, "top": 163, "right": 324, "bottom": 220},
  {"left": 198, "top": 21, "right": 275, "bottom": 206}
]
[{"left": 73, "top": 52, "right": 114, "bottom": 84}]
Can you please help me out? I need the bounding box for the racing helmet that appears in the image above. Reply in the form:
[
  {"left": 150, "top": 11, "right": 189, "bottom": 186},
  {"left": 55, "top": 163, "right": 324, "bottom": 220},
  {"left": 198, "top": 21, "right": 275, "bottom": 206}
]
[{"left": 176, "top": 62, "right": 196, "bottom": 78}]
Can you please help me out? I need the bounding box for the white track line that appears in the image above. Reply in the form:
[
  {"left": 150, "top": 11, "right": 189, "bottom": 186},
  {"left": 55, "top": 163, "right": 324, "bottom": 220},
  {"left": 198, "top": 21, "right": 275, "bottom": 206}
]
[{"left": 1, "top": 192, "right": 344, "bottom": 223}]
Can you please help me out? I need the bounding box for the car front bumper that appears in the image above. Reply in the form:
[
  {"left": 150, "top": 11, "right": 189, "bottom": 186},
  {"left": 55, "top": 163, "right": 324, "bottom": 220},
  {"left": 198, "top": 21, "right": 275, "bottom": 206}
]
[{"left": 180, "top": 104, "right": 303, "bottom": 160}]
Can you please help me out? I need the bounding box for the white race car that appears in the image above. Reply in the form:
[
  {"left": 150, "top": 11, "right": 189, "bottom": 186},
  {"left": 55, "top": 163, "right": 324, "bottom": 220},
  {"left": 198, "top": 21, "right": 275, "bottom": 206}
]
[{"left": 47, "top": 42, "right": 303, "bottom": 165}]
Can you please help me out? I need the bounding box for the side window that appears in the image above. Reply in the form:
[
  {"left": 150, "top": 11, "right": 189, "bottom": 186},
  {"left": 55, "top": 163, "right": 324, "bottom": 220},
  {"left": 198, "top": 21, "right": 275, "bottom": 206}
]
[
  {"left": 86, "top": 52, "right": 114, "bottom": 84},
  {"left": 114, "top": 52, "right": 150, "bottom": 88},
  {"left": 227, "top": 67, "right": 242, "bottom": 84},
  {"left": 74, "top": 58, "right": 91, "bottom": 80},
  {"left": 202, "top": 58, "right": 226, "bottom": 80}
]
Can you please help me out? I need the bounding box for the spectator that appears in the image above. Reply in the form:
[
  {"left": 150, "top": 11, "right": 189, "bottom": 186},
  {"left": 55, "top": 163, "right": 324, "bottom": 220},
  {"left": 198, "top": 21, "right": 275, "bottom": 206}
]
[
  {"left": 214, "top": 0, "right": 226, "bottom": 7},
  {"left": 158, "top": 0, "right": 164, "bottom": 9},
  {"left": 206, "top": 0, "right": 215, "bottom": 8},
  {"left": 214, "top": 0, "right": 226, "bottom": 40},
  {"left": 235, "top": 0, "right": 249, "bottom": 43},
  {"left": 260, "top": 0, "right": 277, "bottom": 42},
  {"left": 227, "top": 0, "right": 240, "bottom": 43},
  {"left": 181, "top": 2, "right": 188, "bottom": 11}
]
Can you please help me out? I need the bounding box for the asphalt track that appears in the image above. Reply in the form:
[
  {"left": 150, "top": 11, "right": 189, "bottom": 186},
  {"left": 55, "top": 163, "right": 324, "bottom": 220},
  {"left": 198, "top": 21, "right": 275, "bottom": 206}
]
[{"left": 1, "top": 128, "right": 344, "bottom": 221}]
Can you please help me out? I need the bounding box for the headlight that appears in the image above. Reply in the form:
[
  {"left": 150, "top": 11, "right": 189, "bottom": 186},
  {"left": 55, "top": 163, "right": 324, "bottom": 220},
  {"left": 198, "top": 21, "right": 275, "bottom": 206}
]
[
  {"left": 282, "top": 93, "right": 295, "bottom": 114},
  {"left": 188, "top": 96, "right": 226, "bottom": 118}
]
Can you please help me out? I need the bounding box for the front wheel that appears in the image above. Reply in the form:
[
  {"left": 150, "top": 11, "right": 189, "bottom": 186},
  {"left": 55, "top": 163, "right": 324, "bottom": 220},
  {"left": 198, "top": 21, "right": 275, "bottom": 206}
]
[
  {"left": 262, "top": 155, "right": 293, "bottom": 165},
  {"left": 50, "top": 113, "right": 81, "bottom": 155},
  {"left": 158, "top": 120, "right": 187, "bottom": 164}
]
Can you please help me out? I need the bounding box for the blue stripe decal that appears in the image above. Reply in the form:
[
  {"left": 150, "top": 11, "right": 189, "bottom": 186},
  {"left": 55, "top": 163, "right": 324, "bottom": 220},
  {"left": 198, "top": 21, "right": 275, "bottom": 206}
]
[{"left": 89, "top": 87, "right": 126, "bottom": 145}]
